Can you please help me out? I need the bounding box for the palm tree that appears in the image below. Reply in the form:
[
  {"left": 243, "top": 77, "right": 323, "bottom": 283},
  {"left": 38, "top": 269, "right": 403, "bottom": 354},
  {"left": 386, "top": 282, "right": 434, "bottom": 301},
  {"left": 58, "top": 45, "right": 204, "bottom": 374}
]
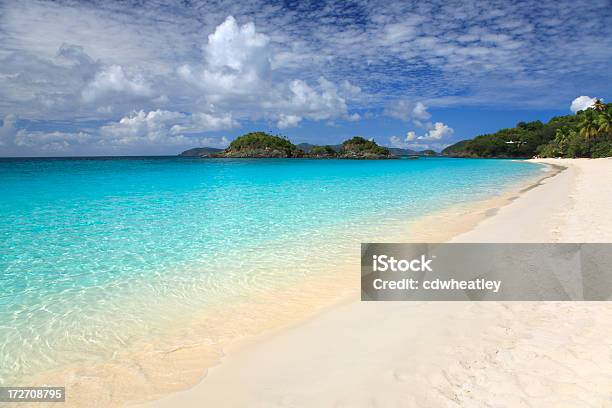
[
  {"left": 593, "top": 99, "right": 606, "bottom": 112},
  {"left": 596, "top": 108, "right": 612, "bottom": 136},
  {"left": 579, "top": 109, "right": 600, "bottom": 139},
  {"left": 554, "top": 127, "right": 572, "bottom": 154}
]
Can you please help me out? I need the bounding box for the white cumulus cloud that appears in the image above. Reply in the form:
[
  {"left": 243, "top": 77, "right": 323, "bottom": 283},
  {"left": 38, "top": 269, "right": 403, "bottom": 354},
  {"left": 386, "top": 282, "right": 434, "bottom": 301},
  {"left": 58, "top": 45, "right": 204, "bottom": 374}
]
[
  {"left": 277, "top": 114, "right": 302, "bottom": 129},
  {"left": 170, "top": 112, "right": 238, "bottom": 134},
  {"left": 569, "top": 95, "right": 599, "bottom": 113},
  {"left": 100, "top": 110, "right": 237, "bottom": 146},
  {"left": 384, "top": 100, "right": 431, "bottom": 124},
  {"left": 179, "top": 16, "right": 359, "bottom": 126},
  {"left": 276, "top": 78, "right": 351, "bottom": 121},
  {"left": 389, "top": 121, "right": 454, "bottom": 150},
  {"left": 82, "top": 65, "right": 153, "bottom": 102},
  {"left": 422, "top": 122, "right": 454, "bottom": 140},
  {"left": 205, "top": 16, "right": 270, "bottom": 74},
  {"left": 179, "top": 16, "right": 271, "bottom": 97}
]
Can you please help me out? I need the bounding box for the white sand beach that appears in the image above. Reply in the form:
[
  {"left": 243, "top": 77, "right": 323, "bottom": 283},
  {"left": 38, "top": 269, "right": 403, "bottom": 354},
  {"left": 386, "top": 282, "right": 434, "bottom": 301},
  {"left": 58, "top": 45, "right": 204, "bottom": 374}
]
[{"left": 141, "top": 158, "right": 612, "bottom": 408}]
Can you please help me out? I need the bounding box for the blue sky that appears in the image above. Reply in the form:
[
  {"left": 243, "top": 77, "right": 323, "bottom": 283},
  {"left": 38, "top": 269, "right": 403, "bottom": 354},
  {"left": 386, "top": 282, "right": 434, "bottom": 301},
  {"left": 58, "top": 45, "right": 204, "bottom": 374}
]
[{"left": 0, "top": 0, "right": 611, "bottom": 156}]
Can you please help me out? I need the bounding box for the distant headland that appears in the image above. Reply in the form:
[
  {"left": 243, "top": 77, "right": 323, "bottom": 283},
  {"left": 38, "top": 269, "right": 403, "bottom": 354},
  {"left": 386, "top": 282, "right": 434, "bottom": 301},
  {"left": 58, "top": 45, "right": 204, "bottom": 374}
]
[
  {"left": 442, "top": 101, "right": 612, "bottom": 158},
  {"left": 179, "top": 132, "right": 436, "bottom": 159}
]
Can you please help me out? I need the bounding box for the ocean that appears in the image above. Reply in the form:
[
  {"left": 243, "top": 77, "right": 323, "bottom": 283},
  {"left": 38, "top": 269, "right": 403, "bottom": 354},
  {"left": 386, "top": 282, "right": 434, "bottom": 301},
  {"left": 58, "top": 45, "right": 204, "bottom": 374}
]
[{"left": 0, "top": 156, "right": 542, "bottom": 384}]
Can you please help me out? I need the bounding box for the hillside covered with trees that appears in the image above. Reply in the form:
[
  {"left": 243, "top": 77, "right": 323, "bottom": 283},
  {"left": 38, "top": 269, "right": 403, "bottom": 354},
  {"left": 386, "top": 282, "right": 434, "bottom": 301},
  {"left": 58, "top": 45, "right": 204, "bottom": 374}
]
[
  {"left": 339, "top": 137, "right": 393, "bottom": 159},
  {"left": 220, "top": 132, "right": 305, "bottom": 158},
  {"left": 182, "top": 132, "right": 395, "bottom": 159},
  {"left": 442, "top": 101, "right": 612, "bottom": 158}
]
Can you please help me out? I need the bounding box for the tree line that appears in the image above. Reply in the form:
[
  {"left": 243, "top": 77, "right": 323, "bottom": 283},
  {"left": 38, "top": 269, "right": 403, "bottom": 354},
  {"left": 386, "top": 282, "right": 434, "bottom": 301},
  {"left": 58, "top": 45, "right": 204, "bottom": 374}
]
[{"left": 442, "top": 101, "right": 612, "bottom": 158}]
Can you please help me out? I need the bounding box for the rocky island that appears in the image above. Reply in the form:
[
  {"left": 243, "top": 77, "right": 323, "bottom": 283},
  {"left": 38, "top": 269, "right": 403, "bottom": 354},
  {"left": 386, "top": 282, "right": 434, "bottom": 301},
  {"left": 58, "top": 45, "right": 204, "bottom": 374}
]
[
  {"left": 180, "top": 132, "right": 396, "bottom": 159},
  {"left": 337, "top": 136, "right": 394, "bottom": 159},
  {"left": 215, "top": 132, "right": 305, "bottom": 158}
]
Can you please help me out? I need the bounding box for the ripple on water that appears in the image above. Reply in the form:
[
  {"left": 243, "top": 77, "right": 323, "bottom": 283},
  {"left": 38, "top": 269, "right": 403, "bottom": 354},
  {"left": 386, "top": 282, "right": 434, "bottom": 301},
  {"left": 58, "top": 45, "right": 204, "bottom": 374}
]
[{"left": 0, "top": 157, "right": 543, "bottom": 385}]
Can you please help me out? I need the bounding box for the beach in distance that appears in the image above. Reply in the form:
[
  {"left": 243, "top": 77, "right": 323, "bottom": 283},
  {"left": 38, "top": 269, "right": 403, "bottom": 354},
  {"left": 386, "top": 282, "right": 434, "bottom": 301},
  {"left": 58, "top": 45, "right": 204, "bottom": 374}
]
[{"left": 141, "top": 158, "right": 612, "bottom": 408}]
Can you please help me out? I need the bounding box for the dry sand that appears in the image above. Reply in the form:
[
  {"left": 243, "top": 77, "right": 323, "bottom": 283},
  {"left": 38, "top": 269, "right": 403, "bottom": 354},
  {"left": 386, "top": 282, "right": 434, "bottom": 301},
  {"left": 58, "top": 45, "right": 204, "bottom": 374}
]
[{"left": 141, "top": 158, "right": 612, "bottom": 408}]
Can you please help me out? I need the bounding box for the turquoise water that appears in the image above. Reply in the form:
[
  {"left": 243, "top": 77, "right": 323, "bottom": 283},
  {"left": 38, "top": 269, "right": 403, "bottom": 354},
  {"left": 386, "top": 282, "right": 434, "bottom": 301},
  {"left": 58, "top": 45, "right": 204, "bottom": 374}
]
[{"left": 0, "top": 157, "right": 542, "bottom": 383}]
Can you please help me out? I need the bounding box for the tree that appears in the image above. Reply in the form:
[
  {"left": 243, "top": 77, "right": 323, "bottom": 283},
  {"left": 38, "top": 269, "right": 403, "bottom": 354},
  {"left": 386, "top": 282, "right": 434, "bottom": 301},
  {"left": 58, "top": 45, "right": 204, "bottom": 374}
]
[
  {"left": 310, "top": 145, "right": 337, "bottom": 156},
  {"left": 593, "top": 99, "right": 606, "bottom": 112},
  {"left": 579, "top": 109, "right": 600, "bottom": 139},
  {"left": 554, "top": 128, "right": 572, "bottom": 155},
  {"left": 596, "top": 107, "right": 612, "bottom": 136}
]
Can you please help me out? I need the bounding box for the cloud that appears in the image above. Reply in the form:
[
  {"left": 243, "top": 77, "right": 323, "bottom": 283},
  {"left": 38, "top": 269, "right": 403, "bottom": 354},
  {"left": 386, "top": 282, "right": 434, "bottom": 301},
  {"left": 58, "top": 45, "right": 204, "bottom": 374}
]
[
  {"left": 0, "top": 110, "right": 237, "bottom": 156},
  {"left": 101, "top": 110, "right": 183, "bottom": 145},
  {"left": 2, "top": 0, "right": 612, "bottom": 121},
  {"left": 422, "top": 122, "right": 454, "bottom": 140},
  {"left": 179, "top": 16, "right": 272, "bottom": 98},
  {"left": 268, "top": 78, "right": 354, "bottom": 122},
  {"left": 569, "top": 95, "right": 599, "bottom": 113},
  {"left": 0, "top": 0, "right": 189, "bottom": 73},
  {"left": 0, "top": 115, "right": 17, "bottom": 146},
  {"left": 206, "top": 17, "right": 269, "bottom": 73},
  {"left": 100, "top": 110, "right": 237, "bottom": 146},
  {"left": 389, "top": 135, "right": 405, "bottom": 147},
  {"left": 384, "top": 101, "right": 431, "bottom": 124},
  {"left": 82, "top": 65, "right": 153, "bottom": 102},
  {"left": 12, "top": 130, "right": 92, "bottom": 150},
  {"left": 179, "top": 16, "right": 359, "bottom": 123},
  {"left": 412, "top": 102, "right": 430, "bottom": 121},
  {"left": 0, "top": 42, "right": 161, "bottom": 120},
  {"left": 1, "top": 114, "right": 94, "bottom": 155},
  {"left": 389, "top": 121, "right": 454, "bottom": 150},
  {"left": 0, "top": 0, "right": 611, "bottom": 155},
  {"left": 404, "top": 131, "right": 417, "bottom": 142},
  {"left": 170, "top": 112, "right": 238, "bottom": 134},
  {"left": 277, "top": 114, "right": 302, "bottom": 129},
  {"left": 56, "top": 43, "right": 96, "bottom": 70}
]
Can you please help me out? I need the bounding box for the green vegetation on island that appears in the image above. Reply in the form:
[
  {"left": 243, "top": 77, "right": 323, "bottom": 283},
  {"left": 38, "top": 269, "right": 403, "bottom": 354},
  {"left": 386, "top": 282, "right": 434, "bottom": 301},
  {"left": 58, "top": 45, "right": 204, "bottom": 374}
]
[
  {"left": 339, "top": 137, "right": 393, "bottom": 159},
  {"left": 442, "top": 101, "right": 612, "bottom": 158},
  {"left": 296, "top": 143, "right": 337, "bottom": 154},
  {"left": 298, "top": 143, "right": 425, "bottom": 157},
  {"left": 181, "top": 132, "right": 396, "bottom": 159},
  {"left": 310, "top": 145, "right": 338, "bottom": 158},
  {"left": 220, "top": 132, "right": 305, "bottom": 158}
]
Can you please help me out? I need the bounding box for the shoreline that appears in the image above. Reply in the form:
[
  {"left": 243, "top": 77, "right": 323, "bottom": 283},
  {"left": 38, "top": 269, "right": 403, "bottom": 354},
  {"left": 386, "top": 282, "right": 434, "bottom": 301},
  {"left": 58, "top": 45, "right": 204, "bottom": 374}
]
[
  {"left": 140, "top": 158, "right": 612, "bottom": 408},
  {"left": 21, "top": 159, "right": 549, "bottom": 407},
  {"left": 13, "top": 158, "right": 560, "bottom": 406},
  {"left": 398, "top": 160, "right": 561, "bottom": 243}
]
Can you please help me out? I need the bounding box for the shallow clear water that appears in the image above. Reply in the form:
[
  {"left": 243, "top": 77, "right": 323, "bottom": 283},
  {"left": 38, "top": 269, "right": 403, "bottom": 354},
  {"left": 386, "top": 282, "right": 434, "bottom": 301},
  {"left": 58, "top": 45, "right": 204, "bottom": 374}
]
[{"left": 0, "top": 157, "right": 541, "bottom": 383}]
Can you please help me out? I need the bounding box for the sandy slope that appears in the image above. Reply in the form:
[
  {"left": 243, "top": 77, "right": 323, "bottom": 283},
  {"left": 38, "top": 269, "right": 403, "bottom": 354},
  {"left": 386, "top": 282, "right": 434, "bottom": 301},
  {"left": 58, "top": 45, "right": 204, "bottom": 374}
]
[
  {"left": 452, "top": 158, "right": 612, "bottom": 243},
  {"left": 141, "top": 158, "right": 612, "bottom": 408}
]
